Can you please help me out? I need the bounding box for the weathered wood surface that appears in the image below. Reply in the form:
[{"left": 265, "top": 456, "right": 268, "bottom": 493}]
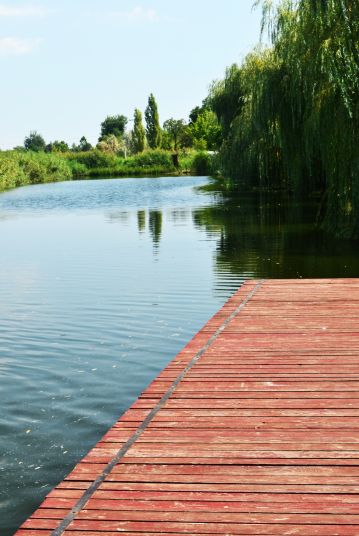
[{"left": 16, "top": 279, "right": 359, "bottom": 535}]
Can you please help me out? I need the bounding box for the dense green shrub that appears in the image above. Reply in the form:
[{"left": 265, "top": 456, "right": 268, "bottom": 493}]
[
  {"left": 0, "top": 152, "right": 27, "bottom": 190},
  {"left": 86, "top": 164, "right": 174, "bottom": 177},
  {"left": 126, "top": 150, "right": 173, "bottom": 168},
  {"left": 66, "top": 149, "right": 176, "bottom": 175},
  {"left": 190, "top": 152, "right": 214, "bottom": 176},
  {"left": 19, "top": 152, "right": 72, "bottom": 183},
  {"left": 0, "top": 151, "right": 72, "bottom": 191},
  {"left": 66, "top": 149, "right": 117, "bottom": 170},
  {"left": 67, "top": 160, "right": 88, "bottom": 177}
]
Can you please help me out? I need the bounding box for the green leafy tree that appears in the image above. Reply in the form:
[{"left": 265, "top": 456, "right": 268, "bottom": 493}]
[
  {"left": 189, "top": 106, "right": 203, "bottom": 125},
  {"left": 189, "top": 104, "right": 210, "bottom": 125},
  {"left": 119, "top": 132, "right": 133, "bottom": 158},
  {"left": 190, "top": 110, "right": 222, "bottom": 150},
  {"left": 145, "top": 94, "right": 161, "bottom": 149},
  {"left": 132, "top": 109, "right": 146, "bottom": 153},
  {"left": 208, "top": 64, "right": 243, "bottom": 137},
  {"left": 71, "top": 136, "right": 93, "bottom": 152},
  {"left": 163, "top": 118, "right": 187, "bottom": 151},
  {"left": 99, "top": 115, "right": 127, "bottom": 141},
  {"left": 160, "top": 130, "right": 173, "bottom": 150},
  {"left": 24, "top": 131, "right": 46, "bottom": 152},
  {"left": 180, "top": 126, "right": 195, "bottom": 149},
  {"left": 78, "top": 136, "right": 92, "bottom": 152},
  {"left": 46, "top": 140, "right": 69, "bottom": 153},
  {"left": 97, "top": 134, "right": 122, "bottom": 154},
  {"left": 208, "top": 0, "right": 359, "bottom": 237}
]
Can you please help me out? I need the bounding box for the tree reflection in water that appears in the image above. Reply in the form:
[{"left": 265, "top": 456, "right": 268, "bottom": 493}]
[
  {"left": 149, "top": 210, "right": 162, "bottom": 248},
  {"left": 192, "top": 184, "right": 359, "bottom": 280}
]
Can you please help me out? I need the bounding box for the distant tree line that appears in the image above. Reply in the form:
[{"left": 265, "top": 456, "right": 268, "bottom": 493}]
[{"left": 20, "top": 93, "right": 222, "bottom": 158}]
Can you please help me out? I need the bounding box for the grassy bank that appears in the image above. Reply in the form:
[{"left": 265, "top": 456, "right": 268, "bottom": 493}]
[{"left": 0, "top": 149, "right": 216, "bottom": 192}]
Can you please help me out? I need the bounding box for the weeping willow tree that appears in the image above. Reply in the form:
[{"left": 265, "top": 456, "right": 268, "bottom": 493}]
[{"left": 209, "top": 0, "right": 359, "bottom": 237}]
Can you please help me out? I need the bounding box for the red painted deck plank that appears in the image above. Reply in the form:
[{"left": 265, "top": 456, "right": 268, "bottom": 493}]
[{"left": 15, "top": 279, "right": 359, "bottom": 535}]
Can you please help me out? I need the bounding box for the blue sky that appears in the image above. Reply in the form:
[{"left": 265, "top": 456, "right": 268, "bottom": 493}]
[{"left": 0, "top": 1, "right": 262, "bottom": 149}]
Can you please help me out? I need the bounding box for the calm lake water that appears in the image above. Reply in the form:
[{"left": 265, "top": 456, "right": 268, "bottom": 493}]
[{"left": 1, "top": 176, "right": 359, "bottom": 534}]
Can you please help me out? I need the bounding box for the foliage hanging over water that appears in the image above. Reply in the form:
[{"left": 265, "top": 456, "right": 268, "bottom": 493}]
[{"left": 208, "top": 0, "right": 359, "bottom": 238}]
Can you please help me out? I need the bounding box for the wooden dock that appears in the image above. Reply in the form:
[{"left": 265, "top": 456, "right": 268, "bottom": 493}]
[{"left": 16, "top": 278, "right": 359, "bottom": 535}]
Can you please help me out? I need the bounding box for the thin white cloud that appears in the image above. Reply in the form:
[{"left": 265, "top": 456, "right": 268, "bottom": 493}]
[
  {"left": 0, "top": 4, "right": 47, "bottom": 17},
  {"left": 0, "top": 37, "right": 42, "bottom": 55},
  {"left": 111, "top": 5, "right": 159, "bottom": 23}
]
